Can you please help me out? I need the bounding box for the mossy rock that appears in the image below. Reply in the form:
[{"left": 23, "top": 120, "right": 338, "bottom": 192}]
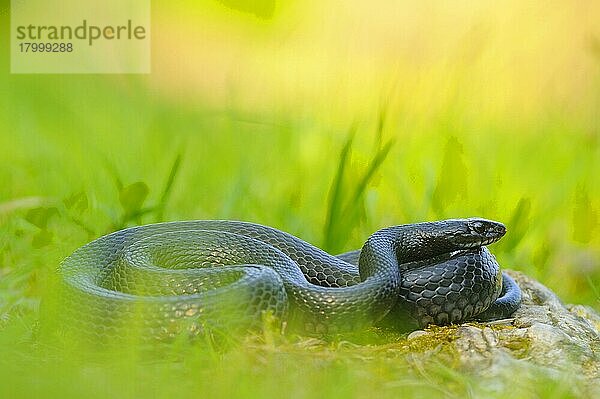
[{"left": 403, "top": 271, "right": 600, "bottom": 388}]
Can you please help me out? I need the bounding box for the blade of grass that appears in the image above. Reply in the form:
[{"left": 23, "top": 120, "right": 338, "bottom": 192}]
[
  {"left": 339, "top": 139, "right": 394, "bottom": 240},
  {"left": 323, "top": 126, "right": 356, "bottom": 251},
  {"left": 155, "top": 150, "right": 184, "bottom": 221},
  {"left": 497, "top": 197, "right": 531, "bottom": 254},
  {"left": 323, "top": 124, "right": 394, "bottom": 253},
  {"left": 345, "top": 139, "right": 394, "bottom": 213}
]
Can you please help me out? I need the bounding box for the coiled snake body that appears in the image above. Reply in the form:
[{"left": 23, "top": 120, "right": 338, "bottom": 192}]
[{"left": 59, "top": 218, "right": 521, "bottom": 338}]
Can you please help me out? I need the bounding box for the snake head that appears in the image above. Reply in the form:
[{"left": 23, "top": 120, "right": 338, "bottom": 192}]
[{"left": 447, "top": 218, "right": 506, "bottom": 248}]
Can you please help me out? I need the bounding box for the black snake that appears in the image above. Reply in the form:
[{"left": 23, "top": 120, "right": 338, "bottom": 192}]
[{"left": 58, "top": 218, "right": 521, "bottom": 339}]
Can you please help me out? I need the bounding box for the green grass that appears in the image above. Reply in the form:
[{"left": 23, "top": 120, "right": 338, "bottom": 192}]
[
  {"left": 1, "top": 74, "right": 598, "bottom": 397},
  {"left": 1, "top": 2, "right": 599, "bottom": 398}
]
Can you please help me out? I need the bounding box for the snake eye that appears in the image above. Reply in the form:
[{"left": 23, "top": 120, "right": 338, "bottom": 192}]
[{"left": 471, "top": 221, "right": 486, "bottom": 235}]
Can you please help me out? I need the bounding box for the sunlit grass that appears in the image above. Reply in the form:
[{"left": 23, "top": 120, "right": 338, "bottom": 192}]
[
  {"left": 1, "top": 1, "right": 599, "bottom": 398},
  {"left": 1, "top": 87, "right": 598, "bottom": 396},
  {"left": 1, "top": 82, "right": 599, "bottom": 397}
]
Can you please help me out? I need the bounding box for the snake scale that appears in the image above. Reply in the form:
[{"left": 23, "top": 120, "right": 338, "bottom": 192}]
[{"left": 58, "top": 218, "right": 521, "bottom": 339}]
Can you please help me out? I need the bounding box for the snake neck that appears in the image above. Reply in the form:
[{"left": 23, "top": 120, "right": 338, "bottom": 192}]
[{"left": 357, "top": 221, "right": 487, "bottom": 281}]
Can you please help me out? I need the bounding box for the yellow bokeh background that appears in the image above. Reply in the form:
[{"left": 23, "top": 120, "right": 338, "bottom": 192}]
[{"left": 152, "top": 1, "right": 598, "bottom": 129}]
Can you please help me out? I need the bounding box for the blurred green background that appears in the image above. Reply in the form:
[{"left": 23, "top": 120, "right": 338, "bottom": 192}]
[{"left": 0, "top": 1, "right": 599, "bottom": 398}]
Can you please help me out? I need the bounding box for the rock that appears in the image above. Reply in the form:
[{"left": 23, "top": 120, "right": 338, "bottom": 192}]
[
  {"left": 405, "top": 270, "right": 600, "bottom": 390},
  {"left": 406, "top": 330, "right": 429, "bottom": 340}
]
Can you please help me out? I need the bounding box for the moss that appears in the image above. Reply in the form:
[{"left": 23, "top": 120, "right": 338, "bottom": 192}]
[{"left": 396, "top": 325, "right": 460, "bottom": 359}]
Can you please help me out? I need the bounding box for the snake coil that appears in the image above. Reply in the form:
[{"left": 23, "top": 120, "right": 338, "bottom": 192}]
[{"left": 58, "top": 218, "right": 521, "bottom": 339}]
